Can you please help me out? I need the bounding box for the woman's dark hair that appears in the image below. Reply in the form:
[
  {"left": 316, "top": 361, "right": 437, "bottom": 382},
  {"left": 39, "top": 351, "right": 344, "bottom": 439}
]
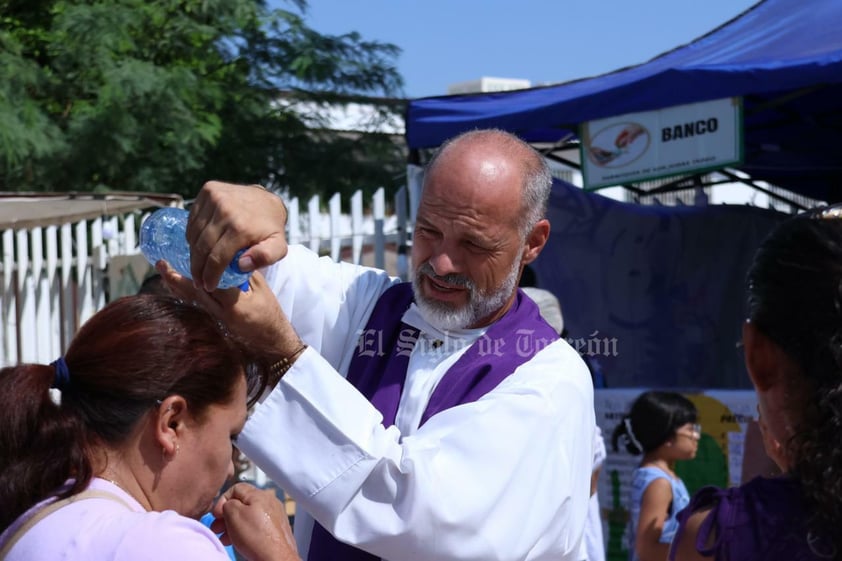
[
  {"left": 611, "top": 390, "right": 697, "bottom": 455},
  {"left": 746, "top": 211, "right": 842, "bottom": 551},
  {"left": 0, "top": 295, "right": 268, "bottom": 532}
]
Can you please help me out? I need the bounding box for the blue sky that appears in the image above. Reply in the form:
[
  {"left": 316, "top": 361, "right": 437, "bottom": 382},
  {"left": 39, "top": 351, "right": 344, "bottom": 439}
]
[{"left": 287, "top": 0, "right": 760, "bottom": 98}]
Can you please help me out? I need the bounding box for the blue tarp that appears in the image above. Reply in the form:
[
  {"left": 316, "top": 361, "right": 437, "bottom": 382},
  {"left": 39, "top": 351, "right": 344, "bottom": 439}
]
[
  {"left": 406, "top": 0, "right": 842, "bottom": 202},
  {"left": 533, "top": 179, "right": 784, "bottom": 389}
]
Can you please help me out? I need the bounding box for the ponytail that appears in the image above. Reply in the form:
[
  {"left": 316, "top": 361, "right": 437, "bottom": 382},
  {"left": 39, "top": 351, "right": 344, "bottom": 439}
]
[
  {"left": 0, "top": 363, "right": 92, "bottom": 532},
  {"left": 612, "top": 415, "right": 644, "bottom": 455}
]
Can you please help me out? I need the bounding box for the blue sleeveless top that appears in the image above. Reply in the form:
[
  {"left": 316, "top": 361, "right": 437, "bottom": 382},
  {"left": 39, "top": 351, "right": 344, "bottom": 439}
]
[{"left": 628, "top": 465, "right": 690, "bottom": 561}]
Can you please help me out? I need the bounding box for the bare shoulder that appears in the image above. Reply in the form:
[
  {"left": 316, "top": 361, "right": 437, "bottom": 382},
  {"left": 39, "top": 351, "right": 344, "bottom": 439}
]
[{"left": 637, "top": 477, "right": 673, "bottom": 526}]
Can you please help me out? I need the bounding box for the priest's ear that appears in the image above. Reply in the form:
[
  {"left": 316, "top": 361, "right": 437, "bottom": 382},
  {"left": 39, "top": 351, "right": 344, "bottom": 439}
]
[{"left": 522, "top": 219, "right": 550, "bottom": 265}]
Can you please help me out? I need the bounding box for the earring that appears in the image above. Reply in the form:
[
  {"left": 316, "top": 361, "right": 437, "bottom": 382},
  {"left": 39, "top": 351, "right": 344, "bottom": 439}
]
[{"left": 162, "top": 442, "right": 180, "bottom": 462}]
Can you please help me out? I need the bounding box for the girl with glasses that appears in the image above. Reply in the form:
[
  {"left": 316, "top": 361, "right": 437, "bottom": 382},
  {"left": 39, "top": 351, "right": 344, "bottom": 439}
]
[{"left": 612, "top": 390, "right": 700, "bottom": 561}]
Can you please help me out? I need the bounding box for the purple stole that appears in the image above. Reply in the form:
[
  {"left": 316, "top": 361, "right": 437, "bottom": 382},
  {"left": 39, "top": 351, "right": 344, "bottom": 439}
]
[{"left": 307, "top": 283, "right": 559, "bottom": 561}]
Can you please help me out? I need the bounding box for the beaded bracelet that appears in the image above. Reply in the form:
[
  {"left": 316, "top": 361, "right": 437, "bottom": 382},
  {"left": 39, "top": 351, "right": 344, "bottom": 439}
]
[{"left": 269, "top": 343, "right": 308, "bottom": 382}]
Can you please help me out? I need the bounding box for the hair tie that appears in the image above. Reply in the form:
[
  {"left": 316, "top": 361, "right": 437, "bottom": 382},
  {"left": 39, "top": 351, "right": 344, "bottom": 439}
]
[
  {"left": 50, "top": 357, "right": 71, "bottom": 390},
  {"left": 624, "top": 417, "right": 644, "bottom": 453}
]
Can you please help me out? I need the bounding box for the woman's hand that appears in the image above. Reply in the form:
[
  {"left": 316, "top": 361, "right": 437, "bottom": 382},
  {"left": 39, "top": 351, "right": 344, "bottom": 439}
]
[{"left": 211, "top": 483, "right": 299, "bottom": 561}]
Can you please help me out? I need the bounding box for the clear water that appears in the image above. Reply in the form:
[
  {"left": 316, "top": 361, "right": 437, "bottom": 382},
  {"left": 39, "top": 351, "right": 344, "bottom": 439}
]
[{"left": 140, "top": 207, "right": 251, "bottom": 290}]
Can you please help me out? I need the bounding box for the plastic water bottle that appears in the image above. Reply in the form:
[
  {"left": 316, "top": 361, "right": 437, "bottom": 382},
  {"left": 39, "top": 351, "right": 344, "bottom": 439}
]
[{"left": 140, "top": 207, "right": 252, "bottom": 291}]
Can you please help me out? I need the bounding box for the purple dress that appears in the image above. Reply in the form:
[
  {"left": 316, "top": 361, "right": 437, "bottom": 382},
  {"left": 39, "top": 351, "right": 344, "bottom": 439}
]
[{"left": 671, "top": 476, "right": 833, "bottom": 561}]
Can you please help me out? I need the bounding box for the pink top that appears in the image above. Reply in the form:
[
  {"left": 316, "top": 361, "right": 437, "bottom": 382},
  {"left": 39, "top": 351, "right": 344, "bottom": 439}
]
[{"left": 0, "top": 478, "right": 231, "bottom": 561}]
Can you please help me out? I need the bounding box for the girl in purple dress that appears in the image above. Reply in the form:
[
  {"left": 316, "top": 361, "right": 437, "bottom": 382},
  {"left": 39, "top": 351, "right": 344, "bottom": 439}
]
[{"left": 671, "top": 210, "right": 842, "bottom": 561}]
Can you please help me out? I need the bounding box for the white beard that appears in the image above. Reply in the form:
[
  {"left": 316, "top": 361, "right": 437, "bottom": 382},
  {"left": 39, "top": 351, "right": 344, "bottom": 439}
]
[{"left": 411, "top": 257, "right": 521, "bottom": 331}]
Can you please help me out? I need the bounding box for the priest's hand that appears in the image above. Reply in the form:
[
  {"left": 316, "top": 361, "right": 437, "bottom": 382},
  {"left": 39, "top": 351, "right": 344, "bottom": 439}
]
[{"left": 187, "top": 181, "right": 289, "bottom": 293}]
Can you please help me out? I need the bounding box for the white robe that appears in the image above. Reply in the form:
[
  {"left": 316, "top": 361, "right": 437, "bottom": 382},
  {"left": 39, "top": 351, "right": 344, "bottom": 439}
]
[{"left": 237, "top": 245, "right": 596, "bottom": 561}]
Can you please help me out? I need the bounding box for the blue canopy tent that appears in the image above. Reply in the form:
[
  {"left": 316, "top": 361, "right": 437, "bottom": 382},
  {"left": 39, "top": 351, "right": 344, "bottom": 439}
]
[
  {"left": 402, "top": 0, "right": 842, "bottom": 387},
  {"left": 406, "top": 0, "right": 842, "bottom": 203}
]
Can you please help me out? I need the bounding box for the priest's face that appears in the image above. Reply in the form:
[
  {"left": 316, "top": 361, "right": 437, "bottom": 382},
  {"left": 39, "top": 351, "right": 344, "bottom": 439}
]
[
  {"left": 410, "top": 140, "right": 527, "bottom": 331},
  {"left": 412, "top": 256, "right": 522, "bottom": 331}
]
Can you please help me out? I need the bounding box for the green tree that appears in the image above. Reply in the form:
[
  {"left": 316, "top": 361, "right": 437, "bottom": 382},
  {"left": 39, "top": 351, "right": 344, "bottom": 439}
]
[{"left": 0, "top": 0, "right": 406, "bottom": 202}]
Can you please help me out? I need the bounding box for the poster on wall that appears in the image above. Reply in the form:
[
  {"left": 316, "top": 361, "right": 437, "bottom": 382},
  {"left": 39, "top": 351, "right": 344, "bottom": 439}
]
[
  {"left": 594, "top": 388, "right": 771, "bottom": 561},
  {"left": 580, "top": 97, "right": 743, "bottom": 190}
]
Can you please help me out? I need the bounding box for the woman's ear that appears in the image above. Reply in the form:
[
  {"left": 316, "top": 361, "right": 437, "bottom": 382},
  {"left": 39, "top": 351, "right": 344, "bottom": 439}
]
[
  {"left": 154, "top": 395, "right": 188, "bottom": 458},
  {"left": 757, "top": 412, "right": 787, "bottom": 472},
  {"left": 742, "top": 321, "right": 786, "bottom": 392}
]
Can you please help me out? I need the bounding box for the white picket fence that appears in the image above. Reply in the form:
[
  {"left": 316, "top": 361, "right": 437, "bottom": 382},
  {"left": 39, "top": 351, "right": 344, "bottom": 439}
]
[{"left": 0, "top": 185, "right": 418, "bottom": 367}]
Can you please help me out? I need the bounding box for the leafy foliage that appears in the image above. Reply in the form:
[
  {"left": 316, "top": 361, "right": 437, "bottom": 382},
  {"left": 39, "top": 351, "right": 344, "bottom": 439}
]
[{"left": 0, "top": 0, "right": 406, "bottom": 202}]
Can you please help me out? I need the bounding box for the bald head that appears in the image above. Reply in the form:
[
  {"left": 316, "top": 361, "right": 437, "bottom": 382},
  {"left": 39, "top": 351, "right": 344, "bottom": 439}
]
[{"left": 424, "top": 129, "right": 552, "bottom": 237}]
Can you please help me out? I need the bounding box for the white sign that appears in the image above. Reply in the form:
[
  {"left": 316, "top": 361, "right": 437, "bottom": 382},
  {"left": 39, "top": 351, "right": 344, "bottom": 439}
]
[{"left": 580, "top": 97, "right": 743, "bottom": 190}]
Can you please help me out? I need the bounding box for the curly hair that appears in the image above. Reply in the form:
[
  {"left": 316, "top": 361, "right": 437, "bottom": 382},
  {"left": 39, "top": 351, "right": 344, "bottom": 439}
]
[{"left": 746, "top": 212, "right": 842, "bottom": 554}]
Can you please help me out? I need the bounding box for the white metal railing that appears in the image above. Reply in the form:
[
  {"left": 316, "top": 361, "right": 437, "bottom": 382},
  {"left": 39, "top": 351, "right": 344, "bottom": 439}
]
[{"left": 0, "top": 186, "right": 411, "bottom": 367}]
